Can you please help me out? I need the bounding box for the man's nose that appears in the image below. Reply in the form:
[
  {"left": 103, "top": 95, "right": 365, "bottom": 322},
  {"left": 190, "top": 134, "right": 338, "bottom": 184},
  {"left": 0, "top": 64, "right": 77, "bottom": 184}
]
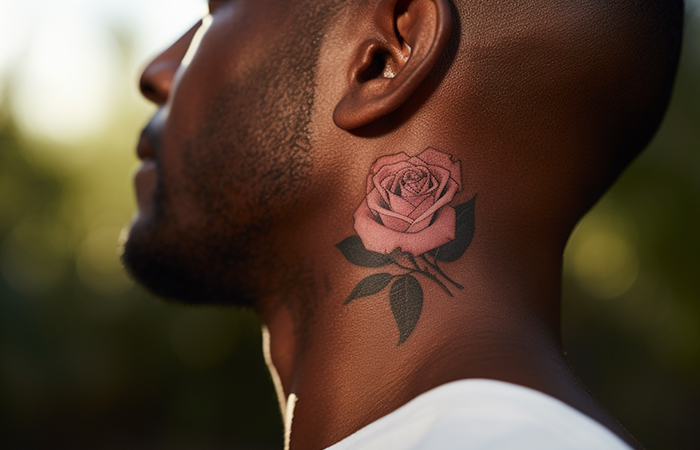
[{"left": 139, "top": 21, "right": 202, "bottom": 106}]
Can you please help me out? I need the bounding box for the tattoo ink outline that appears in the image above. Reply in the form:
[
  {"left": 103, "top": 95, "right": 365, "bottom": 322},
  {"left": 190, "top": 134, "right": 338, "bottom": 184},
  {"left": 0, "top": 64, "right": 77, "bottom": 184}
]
[{"left": 337, "top": 147, "right": 476, "bottom": 345}]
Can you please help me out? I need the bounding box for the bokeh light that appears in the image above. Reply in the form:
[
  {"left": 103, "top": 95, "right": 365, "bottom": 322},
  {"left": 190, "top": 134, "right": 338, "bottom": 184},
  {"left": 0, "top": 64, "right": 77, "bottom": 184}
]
[
  {"left": 565, "top": 200, "right": 640, "bottom": 300},
  {"left": 12, "top": 13, "right": 119, "bottom": 144}
]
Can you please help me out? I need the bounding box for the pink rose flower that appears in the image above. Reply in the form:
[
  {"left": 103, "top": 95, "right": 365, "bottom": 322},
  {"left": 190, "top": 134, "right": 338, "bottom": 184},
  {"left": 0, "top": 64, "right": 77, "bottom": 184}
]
[{"left": 353, "top": 147, "right": 462, "bottom": 255}]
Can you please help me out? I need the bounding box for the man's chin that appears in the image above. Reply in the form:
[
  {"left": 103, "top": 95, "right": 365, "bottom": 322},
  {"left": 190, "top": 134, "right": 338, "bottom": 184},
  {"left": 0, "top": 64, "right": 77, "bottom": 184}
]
[{"left": 121, "top": 220, "right": 257, "bottom": 308}]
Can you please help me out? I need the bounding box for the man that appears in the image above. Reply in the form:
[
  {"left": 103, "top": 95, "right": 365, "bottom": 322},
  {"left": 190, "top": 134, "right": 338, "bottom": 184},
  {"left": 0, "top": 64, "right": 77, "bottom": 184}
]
[{"left": 122, "top": 0, "right": 684, "bottom": 449}]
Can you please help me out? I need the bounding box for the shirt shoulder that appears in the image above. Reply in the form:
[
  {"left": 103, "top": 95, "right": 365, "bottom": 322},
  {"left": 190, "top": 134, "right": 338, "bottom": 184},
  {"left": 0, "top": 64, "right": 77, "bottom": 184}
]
[{"left": 324, "top": 379, "right": 633, "bottom": 450}]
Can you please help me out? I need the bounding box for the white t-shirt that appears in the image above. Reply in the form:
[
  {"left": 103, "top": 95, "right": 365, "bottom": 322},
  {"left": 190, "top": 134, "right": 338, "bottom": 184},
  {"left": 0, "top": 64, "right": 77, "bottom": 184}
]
[{"left": 324, "top": 379, "right": 633, "bottom": 450}]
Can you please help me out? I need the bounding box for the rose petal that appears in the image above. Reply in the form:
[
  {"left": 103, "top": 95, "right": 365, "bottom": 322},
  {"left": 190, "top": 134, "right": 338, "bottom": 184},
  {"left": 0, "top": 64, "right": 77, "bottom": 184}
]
[
  {"left": 389, "top": 166, "right": 425, "bottom": 194},
  {"left": 405, "top": 196, "right": 437, "bottom": 232},
  {"left": 366, "top": 189, "right": 414, "bottom": 223},
  {"left": 405, "top": 174, "right": 429, "bottom": 195},
  {"left": 379, "top": 214, "right": 411, "bottom": 232},
  {"left": 395, "top": 167, "right": 438, "bottom": 201},
  {"left": 406, "top": 216, "right": 431, "bottom": 233},
  {"left": 397, "top": 168, "right": 432, "bottom": 199},
  {"left": 373, "top": 161, "right": 413, "bottom": 204},
  {"left": 403, "top": 193, "right": 432, "bottom": 208},
  {"left": 386, "top": 189, "right": 419, "bottom": 216},
  {"left": 369, "top": 152, "right": 410, "bottom": 175},
  {"left": 413, "top": 147, "right": 462, "bottom": 192},
  {"left": 408, "top": 196, "right": 435, "bottom": 221},
  {"left": 416, "top": 164, "right": 450, "bottom": 200},
  {"left": 380, "top": 175, "right": 396, "bottom": 194},
  {"left": 411, "top": 179, "right": 460, "bottom": 227},
  {"left": 354, "top": 201, "right": 456, "bottom": 255},
  {"left": 425, "top": 173, "right": 439, "bottom": 196}
]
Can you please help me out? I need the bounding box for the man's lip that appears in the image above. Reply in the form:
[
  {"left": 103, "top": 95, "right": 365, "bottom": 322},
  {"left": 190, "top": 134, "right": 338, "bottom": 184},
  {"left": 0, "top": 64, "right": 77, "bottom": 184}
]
[
  {"left": 134, "top": 160, "right": 157, "bottom": 210},
  {"left": 136, "top": 159, "right": 157, "bottom": 176},
  {"left": 137, "top": 135, "right": 155, "bottom": 161},
  {"left": 138, "top": 110, "right": 166, "bottom": 161}
]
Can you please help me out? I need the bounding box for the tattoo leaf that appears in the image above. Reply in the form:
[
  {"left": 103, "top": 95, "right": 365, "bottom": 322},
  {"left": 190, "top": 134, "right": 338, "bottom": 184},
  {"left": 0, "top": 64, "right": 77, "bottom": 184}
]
[
  {"left": 344, "top": 273, "right": 394, "bottom": 304},
  {"left": 389, "top": 275, "right": 423, "bottom": 345},
  {"left": 336, "top": 236, "right": 393, "bottom": 267},
  {"left": 429, "top": 196, "right": 476, "bottom": 262}
]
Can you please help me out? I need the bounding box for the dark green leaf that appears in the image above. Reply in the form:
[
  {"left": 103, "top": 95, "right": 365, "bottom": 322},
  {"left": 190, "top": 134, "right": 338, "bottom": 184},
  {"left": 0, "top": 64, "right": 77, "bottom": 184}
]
[
  {"left": 389, "top": 275, "right": 423, "bottom": 345},
  {"left": 336, "top": 236, "right": 393, "bottom": 267},
  {"left": 344, "top": 273, "right": 394, "bottom": 304},
  {"left": 429, "top": 196, "right": 476, "bottom": 262}
]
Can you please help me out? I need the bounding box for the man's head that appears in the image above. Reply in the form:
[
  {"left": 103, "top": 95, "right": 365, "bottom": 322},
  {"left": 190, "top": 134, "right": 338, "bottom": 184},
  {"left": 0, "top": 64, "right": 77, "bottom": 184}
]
[{"left": 123, "top": 0, "right": 683, "bottom": 308}]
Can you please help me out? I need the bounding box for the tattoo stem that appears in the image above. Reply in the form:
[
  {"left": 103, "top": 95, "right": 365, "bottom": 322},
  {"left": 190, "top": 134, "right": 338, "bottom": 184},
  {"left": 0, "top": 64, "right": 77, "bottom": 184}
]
[
  {"left": 406, "top": 254, "right": 422, "bottom": 271},
  {"left": 420, "top": 268, "right": 454, "bottom": 297},
  {"left": 392, "top": 261, "right": 415, "bottom": 272},
  {"left": 420, "top": 255, "right": 464, "bottom": 290},
  {"left": 391, "top": 258, "right": 453, "bottom": 297}
]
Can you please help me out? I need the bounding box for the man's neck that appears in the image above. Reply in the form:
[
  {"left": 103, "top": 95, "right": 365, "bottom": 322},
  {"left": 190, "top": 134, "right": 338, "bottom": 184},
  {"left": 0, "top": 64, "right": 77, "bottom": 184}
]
[{"left": 259, "top": 247, "right": 639, "bottom": 450}]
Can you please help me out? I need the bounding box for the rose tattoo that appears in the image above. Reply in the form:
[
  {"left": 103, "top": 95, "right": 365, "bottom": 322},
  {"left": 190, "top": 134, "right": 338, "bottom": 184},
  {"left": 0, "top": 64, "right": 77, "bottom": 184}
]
[
  {"left": 354, "top": 148, "right": 463, "bottom": 255},
  {"left": 337, "top": 147, "right": 476, "bottom": 345}
]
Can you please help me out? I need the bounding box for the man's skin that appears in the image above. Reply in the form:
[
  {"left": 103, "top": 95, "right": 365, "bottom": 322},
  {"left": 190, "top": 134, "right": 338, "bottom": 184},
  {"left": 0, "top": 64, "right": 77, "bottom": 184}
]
[{"left": 123, "top": 0, "right": 683, "bottom": 449}]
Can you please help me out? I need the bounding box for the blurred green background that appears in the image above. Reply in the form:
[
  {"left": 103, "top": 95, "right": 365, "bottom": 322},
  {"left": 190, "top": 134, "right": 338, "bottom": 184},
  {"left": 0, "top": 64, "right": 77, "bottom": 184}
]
[{"left": 0, "top": 1, "right": 698, "bottom": 449}]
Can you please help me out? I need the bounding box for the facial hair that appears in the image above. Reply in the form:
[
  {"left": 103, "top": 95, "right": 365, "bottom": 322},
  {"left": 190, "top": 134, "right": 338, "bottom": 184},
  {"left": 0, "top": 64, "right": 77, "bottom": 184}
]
[{"left": 122, "top": 1, "right": 347, "bottom": 307}]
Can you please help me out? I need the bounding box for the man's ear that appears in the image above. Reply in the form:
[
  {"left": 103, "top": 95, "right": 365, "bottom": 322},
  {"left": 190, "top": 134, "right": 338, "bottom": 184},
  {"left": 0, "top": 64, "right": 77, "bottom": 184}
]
[{"left": 333, "top": 0, "right": 452, "bottom": 130}]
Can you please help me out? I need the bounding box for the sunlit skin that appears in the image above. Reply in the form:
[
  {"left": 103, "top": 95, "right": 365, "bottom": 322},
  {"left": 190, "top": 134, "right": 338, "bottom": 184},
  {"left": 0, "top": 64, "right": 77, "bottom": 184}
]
[{"left": 124, "top": 0, "right": 682, "bottom": 449}]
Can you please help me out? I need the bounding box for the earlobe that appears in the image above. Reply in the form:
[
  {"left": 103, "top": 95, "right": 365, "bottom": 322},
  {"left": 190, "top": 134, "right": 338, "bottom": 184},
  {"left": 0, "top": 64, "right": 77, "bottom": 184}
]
[{"left": 333, "top": 0, "right": 452, "bottom": 130}]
